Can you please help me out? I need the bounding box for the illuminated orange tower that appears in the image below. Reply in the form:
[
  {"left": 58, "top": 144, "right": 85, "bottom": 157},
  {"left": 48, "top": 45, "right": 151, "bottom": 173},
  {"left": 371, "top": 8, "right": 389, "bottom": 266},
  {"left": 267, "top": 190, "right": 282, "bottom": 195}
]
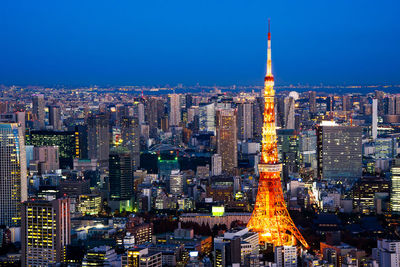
[{"left": 247, "top": 21, "right": 309, "bottom": 249}]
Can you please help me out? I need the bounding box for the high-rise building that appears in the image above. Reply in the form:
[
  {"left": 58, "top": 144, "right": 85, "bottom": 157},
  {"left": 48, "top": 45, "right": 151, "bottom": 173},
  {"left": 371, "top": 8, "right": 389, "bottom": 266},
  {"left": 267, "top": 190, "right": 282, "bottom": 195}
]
[
  {"left": 299, "top": 130, "right": 317, "bottom": 167},
  {"left": 212, "top": 154, "right": 222, "bottom": 176},
  {"left": 216, "top": 108, "right": 237, "bottom": 173},
  {"left": 253, "top": 97, "right": 264, "bottom": 142},
  {"left": 32, "top": 94, "right": 45, "bottom": 129},
  {"left": 199, "top": 103, "right": 215, "bottom": 133},
  {"left": 317, "top": 122, "right": 362, "bottom": 181},
  {"left": 391, "top": 159, "right": 400, "bottom": 214},
  {"left": 169, "top": 170, "right": 183, "bottom": 195},
  {"left": 237, "top": 103, "right": 253, "bottom": 141},
  {"left": 247, "top": 23, "right": 308, "bottom": 248},
  {"left": 309, "top": 91, "right": 317, "bottom": 114},
  {"left": 284, "top": 96, "right": 295, "bottom": 129},
  {"left": 121, "top": 116, "right": 140, "bottom": 170},
  {"left": 49, "top": 105, "right": 62, "bottom": 131},
  {"left": 87, "top": 113, "right": 110, "bottom": 169},
  {"left": 375, "top": 239, "right": 400, "bottom": 267},
  {"left": 21, "top": 198, "right": 70, "bottom": 266},
  {"left": 32, "top": 146, "right": 59, "bottom": 173},
  {"left": 169, "top": 94, "right": 181, "bottom": 127},
  {"left": 275, "top": 246, "right": 297, "bottom": 267},
  {"left": 146, "top": 98, "right": 164, "bottom": 138},
  {"left": 372, "top": 99, "right": 378, "bottom": 140},
  {"left": 0, "top": 123, "right": 28, "bottom": 227},
  {"left": 109, "top": 147, "right": 133, "bottom": 201}
]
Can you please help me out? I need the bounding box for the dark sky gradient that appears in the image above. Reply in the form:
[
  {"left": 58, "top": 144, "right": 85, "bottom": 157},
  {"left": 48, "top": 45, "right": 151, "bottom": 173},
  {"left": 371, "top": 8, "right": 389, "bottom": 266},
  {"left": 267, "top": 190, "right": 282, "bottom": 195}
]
[{"left": 1, "top": 0, "right": 399, "bottom": 86}]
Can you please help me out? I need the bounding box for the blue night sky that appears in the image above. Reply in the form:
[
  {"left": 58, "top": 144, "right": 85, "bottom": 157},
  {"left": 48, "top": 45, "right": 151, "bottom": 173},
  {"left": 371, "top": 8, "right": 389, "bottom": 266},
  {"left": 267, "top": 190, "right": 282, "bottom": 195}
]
[{"left": 1, "top": 0, "right": 399, "bottom": 86}]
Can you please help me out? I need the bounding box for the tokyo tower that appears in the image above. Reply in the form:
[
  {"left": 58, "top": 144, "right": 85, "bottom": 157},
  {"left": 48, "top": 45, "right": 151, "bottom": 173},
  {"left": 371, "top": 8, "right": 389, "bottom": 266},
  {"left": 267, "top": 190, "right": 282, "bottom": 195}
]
[{"left": 247, "top": 21, "right": 309, "bottom": 249}]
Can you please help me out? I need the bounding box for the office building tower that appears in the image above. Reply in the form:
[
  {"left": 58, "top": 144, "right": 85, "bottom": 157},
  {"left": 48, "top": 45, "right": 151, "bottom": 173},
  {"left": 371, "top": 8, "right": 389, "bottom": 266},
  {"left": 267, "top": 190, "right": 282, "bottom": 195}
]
[
  {"left": 32, "top": 94, "right": 45, "bottom": 129},
  {"left": 169, "top": 170, "right": 183, "bottom": 195},
  {"left": 214, "top": 236, "right": 241, "bottom": 267},
  {"left": 342, "top": 95, "right": 351, "bottom": 111},
  {"left": 309, "top": 91, "right": 317, "bottom": 113},
  {"left": 146, "top": 98, "right": 164, "bottom": 138},
  {"left": 352, "top": 177, "right": 389, "bottom": 214},
  {"left": 391, "top": 159, "right": 400, "bottom": 214},
  {"left": 375, "top": 138, "right": 397, "bottom": 159},
  {"left": 284, "top": 96, "right": 295, "bottom": 129},
  {"left": 32, "top": 146, "right": 59, "bottom": 173},
  {"left": 376, "top": 239, "right": 400, "bottom": 267},
  {"left": 21, "top": 198, "right": 70, "bottom": 266},
  {"left": 237, "top": 103, "right": 253, "bottom": 141},
  {"left": 26, "top": 130, "right": 80, "bottom": 169},
  {"left": 387, "top": 96, "right": 396, "bottom": 115},
  {"left": 277, "top": 129, "right": 300, "bottom": 178},
  {"left": 317, "top": 122, "right": 362, "bottom": 181},
  {"left": 247, "top": 23, "right": 308, "bottom": 248},
  {"left": 216, "top": 108, "right": 237, "bottom": 173},
  {"left": 326, "top": 95, "right": 335, "bottom": 112},
  {"left": 372, "top": 99, "right": 378, "bottom": 140},
  {"left": 49, "top": 105, "right": 62, "bottom": 131},
  {"left": 169, "top": 94, "right": 181, "bottom": 127},
  {"left": 275, "top": 246, "right": 297, "bottom": 267},
  {"left": 199, "top": 103, "right": 215, "bottom": 133},
  {"left": 82, "top": 246, "right": 118, "bottom": 267},
  {"left": 122, "top": 247, "right": 162, "bottom": 267},
  {"left": 187, "top": 106, "right": 199, "bottom": 124},
  {"left": 87, "top": 113, "right": 110, "bottom": 169},
  {"left": 299, "top": 130, "right": 317, "bottom": 167},
  {"left": 109, "top": 147, "right": 133, "bottom": 201},
  {"left": 121, "top": 116, "right": 140, "bottom": 170},
  {"left": 0, "top": 123, "right": 27, "bottom": 227},
  {"left": 137, "top": 102, "right": 145, "bottom": 125},
  {"left": 212, "top": 154, "right": 222, "bottom": 176}
]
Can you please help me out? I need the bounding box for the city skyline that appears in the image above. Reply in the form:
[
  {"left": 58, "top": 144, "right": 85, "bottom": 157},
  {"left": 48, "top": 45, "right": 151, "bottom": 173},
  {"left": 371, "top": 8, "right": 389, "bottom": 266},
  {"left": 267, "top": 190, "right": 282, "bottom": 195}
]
[{"left": 1, "top": 0, "right": 400, "bottom": 86}]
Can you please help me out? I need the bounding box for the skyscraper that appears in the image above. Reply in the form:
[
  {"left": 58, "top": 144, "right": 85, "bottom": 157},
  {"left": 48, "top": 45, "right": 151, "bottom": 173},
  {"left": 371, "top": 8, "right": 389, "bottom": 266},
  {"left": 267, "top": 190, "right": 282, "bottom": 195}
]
[
  {"left": 372, "top": 98, "right": 378, "bottom": 140},
  {"left": 109, "top": 147, "right": 133, "bottom": 201},
  {"left": 237, "top": 102, "right": 253, "bottom": 141},
  {"left": 309, "top": 91, "right": 317, "bottom": 114},
  {"left": 0, "top": 123, "right": 27, "bottom": 227},
  {"left": 199, "top": 102, "right": 215, "bottom": 133},
  {"left": 212, "top": 154, "right": 222, "bottom": 176},
  {"left": 247, "top": 22, "right": 308, "bottom": 248},
  {"left": 121, "top": 116, "right": 140, "bottom": 170},
  {"left": 32, "top": 94, "right": 45, "bottom": 129},
  {"left": 216, "top": 108, "right": 237, "bottom": 174},
  {"left": 317, "top": 122, "right": 362, "bottom": 181},
  {"left": 391, "top": 159, "right": 400, "bottom": 214},
  {"left": 275, "top": 246, "right": 297, "bottom": 267},
  {"left": 88, "top": 113, "right": 110, "bottom": 169},
  {"left": 284, "top": 96, "right": 295, "bottom": 129},
  {"left": 169, "top": 170, "right": 183, "bottom": 195},
  {"left": 49, "top": 105, "right": 62, "bottom": 131},
  {"left": 169, "top": 94, "right": 181, "bottom": 127},
  {"left": 21, "top": 198, "right": 71, "bottom": 266}
]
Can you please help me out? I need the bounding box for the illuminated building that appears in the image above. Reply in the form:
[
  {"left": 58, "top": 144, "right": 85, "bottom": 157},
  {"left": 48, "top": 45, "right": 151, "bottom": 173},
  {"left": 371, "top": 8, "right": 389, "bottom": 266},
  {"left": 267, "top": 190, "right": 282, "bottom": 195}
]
[
  {"left": 78, "top": 194, "right": 102, "bottom": 215},
  {"left": 372, "top": 99, "right": 378, "bottom": 140},
  {"left": 275, "top": 246, "right": 297, "bottom": 267},
  {"left": 375, "top": 239, "right": 400, "bottom": 267},
  {"left": 317, "top": 123, "right": 362, "bottom": 181},
  {"left": 21, "top": 198, "right": 70, "bottom": 266},
  {"left": 0, "top": 123, "right": 27, "bottom": 227},
  {"left": 375, "top": 137, "right": 396, "bottom": 159},
  {"left": 32, "top": 94, "right": 45, "bottom": 129},
  {"left": 309, "top": 91, "right": 317, "bottom": 113},
  {"left": 109, "top": 147, "right": 133, "bottom": 201},
  {"left": 122, "top": 247, "right": 162, "bottom": 267},
  {"left": 277, "top": 129, "right": 300, "bottom": 179},
  {"left": 87, "top": 113, "right": 110, "bottom": 169},
  {"left": 246, "top": 22, "right": 309, "bottom": 248},
  {"left": 82, "top": 246, "right": 118, "bottom": 266},
  {"left": 284, "top": 96, "right": 295, "bottom": 129},
  {"left": 169, "top": 170, "right": 183, "bottom": 195},
  {"left": 126, "top": 217, "right": 153, "bottom": 245},
  {"left": 299, "top": 130, "right": 317, "bottom": 167},
  {"left": 216, "top": 108, "right": 238, "bottom": 173},
  {"left": 121, "top": 116, "right": 141, "bottom": 169},
  {"left": 391, "top": 159, "right": 400, "bottom": 213},
  {"left": 169, "top": 94, "right": 181, "bottom": 127},
  {"left": 211, "top": 154, "right": 222, "bottom": 176},
  {"left": 199, "top": 103, "right": 215, "bottom": 133},
  {"left": 351, "top": 177, "right": 389, "bottom": 214},
  {"left": 26, "top": 130, "right": 80, "bottom": 169},
  {"left": 32, "top": 146, "right": 59, "bottom": 173}
]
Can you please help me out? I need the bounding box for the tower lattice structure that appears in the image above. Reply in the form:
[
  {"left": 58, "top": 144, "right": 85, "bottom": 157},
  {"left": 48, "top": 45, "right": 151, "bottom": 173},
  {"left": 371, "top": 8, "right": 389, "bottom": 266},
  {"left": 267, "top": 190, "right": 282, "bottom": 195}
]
[{"left": 247, "top": 21, "right": 309, "bottom": 249}]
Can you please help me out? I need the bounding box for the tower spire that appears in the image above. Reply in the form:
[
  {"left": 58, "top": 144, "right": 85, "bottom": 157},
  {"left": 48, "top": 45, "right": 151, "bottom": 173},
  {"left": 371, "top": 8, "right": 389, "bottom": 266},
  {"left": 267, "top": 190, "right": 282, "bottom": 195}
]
[{"left": 266, "top": 19, "right": 272, "bottom": 77}]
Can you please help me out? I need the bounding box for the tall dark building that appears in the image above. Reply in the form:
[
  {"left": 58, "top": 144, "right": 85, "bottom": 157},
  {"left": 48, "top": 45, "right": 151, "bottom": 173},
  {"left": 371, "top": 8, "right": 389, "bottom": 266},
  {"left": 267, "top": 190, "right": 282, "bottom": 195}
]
[
  {"left": 121, "top": 116, "right": 140, "bottom": 170},
  {"left": 237, "top": 102, "right": 253, "bottom": 141},
  {"left": 317, "top": 123, "right": 362, "bottom": 181},
  {"left": 32, "top": 94, "right": 45, "bottom": 129},
  {"left": 309, "top": 91, "right": 317, "bottom": 114},
  {"left": 109, "top": 147, "right": 133, "bottom": 201},
  {"left": 87, "top": 113, "right": 110, "bottom": 169},
  {"left": 49, "top": 105, "right": 62, "bottom": 131},
  {"left": 277, "top": 129, "right": 300, "bottom": 181},
  {"left": 146, "top": 98, "right": 164, "bottom": 138}
]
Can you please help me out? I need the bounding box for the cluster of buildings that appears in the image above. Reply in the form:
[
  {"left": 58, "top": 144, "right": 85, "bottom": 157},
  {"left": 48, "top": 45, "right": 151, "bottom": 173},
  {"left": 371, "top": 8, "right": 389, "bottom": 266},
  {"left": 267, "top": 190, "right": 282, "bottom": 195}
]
[{"left": 0, "top": 85, "right": 400, "bottom": 266}]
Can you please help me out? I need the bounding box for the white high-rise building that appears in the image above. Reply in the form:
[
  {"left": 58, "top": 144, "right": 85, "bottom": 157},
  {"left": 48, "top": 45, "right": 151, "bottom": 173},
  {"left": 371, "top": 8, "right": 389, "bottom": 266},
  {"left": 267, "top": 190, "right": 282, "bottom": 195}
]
[
  {"left": 284, "top": 96, "right": 295, "bottom": 129},
  {"left": 391, "top": 159, "right": 400, "bottom": 213},
  {"left": 375, "top": 239, "right": 400, "bottom": 267},
  {"left": 275, "top": 246, "right": 297, "bottom": 267},
  {"left": 211, "top": 154, "right": 222, "bottom": 176},
  {"left": 199, "top": 103, "right": 215, "bottom": 133},
  {"left": 32, "top": 94, "right": 45, "bottom": 129},
  {"left": 169, "top": 94, "right": 181, "bottom": 127},
  {"left": 372, "top": 98, "right": 378, "bottom": 140},
  {"left": 169, "top": 170, "right": 183, "bottom": 195},
  {"left": 238, "top": 103, "right": 253, "bottom": 141},
  {"left": 0, "top": 123, "right": 27, "bottom": 227}
]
